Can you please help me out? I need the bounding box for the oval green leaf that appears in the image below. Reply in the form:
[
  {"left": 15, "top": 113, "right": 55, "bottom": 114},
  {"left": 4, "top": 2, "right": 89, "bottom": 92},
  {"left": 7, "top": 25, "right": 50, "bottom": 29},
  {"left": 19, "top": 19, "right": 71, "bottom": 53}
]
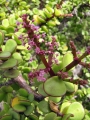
[
  {"left": 19, "top": 100, "right": 31, "bottom": 106},
  {"left": 18, "top": 88, "right": 29, "bottom": 97},
  {"left": 6, "top": 26, "right": 15, "bottom": 34},
  {"left": 60, "top": 101, "right": 71, "bottom": 114},
  {"left": 29, "top": 114, "right": 39, "bottom": 120},
  {"left": 4, "top": 69, "right": 19, "bottom": 78},
  {"left": 38, "top": 100, "right": 51, "bottom": 113},
  {"left": 12, "top": 52, "right": 22, "bottom": 63},
  {"left": 38, "top": 83, "right": 48, "bottom": 97},
  {"left": 24, "top": 105, "right": 34, "bottom": 116},
  {"left": 0, "top": 58, "right": 17, "bottom": 69},
  {"left": 64, "top": 82, "right": 75, "bottom": 93},
  {"left": 2, "top": 19, "right": 9, "bottom": 28},
  {"left": 65, "top": 102, "right": 85, "bottom": 120},
  {"left": 44, "top": 76, "right": 66, "bottom": 97},
  {"left": 0, "top": 51, "right": 11, "bottom": 60},
  {"left": 4, "top": 39, "right": 17, "bottom": 53},
  {"left": 44, "top": 112, "right": 57, "bottom": 120},
  {"left": 62, "top": 51, "right": 73, "bottom": 70},
  {"left": 49, "top": 96, "right": 61, "bottom": 103},
  {"left": 0, "top": 115, "right": 12, "bottom": 120},
  {"left": 13, "top": 104, "right": 26, "bottom": 112}
]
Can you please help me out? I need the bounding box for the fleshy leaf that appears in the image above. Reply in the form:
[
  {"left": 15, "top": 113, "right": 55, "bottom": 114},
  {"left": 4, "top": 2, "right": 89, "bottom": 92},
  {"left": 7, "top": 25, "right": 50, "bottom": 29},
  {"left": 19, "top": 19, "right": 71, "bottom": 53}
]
[
  {"left": 19, "top": 100, "right": 31, "bottom": 106},
  {"left": 62, "top": 51, "right": 74, "bottom": 70},
  {"left": 65, "top": 102, "right": 85, "bottom": 120},
  {"left": 0, "top": 31, "right": 4, "bottom": 46},
  {"left": 28, "top": 114, "right": 39, "bottom": 120},
  {"left": 8, "top": 14, "right": 16, "bottom": 25},
  {"left": 44, "top": 76, "right": 66, "bottom": 97},
  {"left": 64, "top": 82, "right": 75, "bottom": 93},
  {"left": 13, "top": 34, "right": 22, "bottom": 45},
  {"left": 4, "top": 39, "right": 17, "bottom": 53},
  {"left": 2, "top": 19, "right": 9, "bottom": 28},
  {"left": 0, "top": 51, "right": 11, "bottom": 60},
  {"left": 49, "top": 96, "right": 61, "bottom": 103},
  {"left": 62, "top": 114, "right": 74, "bottom": 120},
  {"left": 17, "top": 45, "right": 26, "bottom": 50},
  {"left": 0, "top": 91, "right": 5, "bottom": 102},
  {"left": 38, "top": 83, "right": 48, "bottom": 96},
  {"left": 38, "top": 100, "right": 51, "bottom": 113},
  {"left": 13, "top": 104, "right": 26, "bottom": 112},
  {"left": 6, "top": 26, "right": 15, "bottom": 34},
  {"left": 18, "top": 88, "right": 29, "bottom": 97},
  {"left": 44, "top": 112, "right": 57, "bottom": 120},
  {"left": 60, "top": 101, "right": 71, "bottom": 114},
  {"left": 12, "top": 52, "right": 22, "bottom": 63},
  {"left": 4, "top": 69, "right": 19, "bottom": 78},
  {"left": 0, "top": 114, "right": 12, "bottom": 120},
  {"left": 24, "top": 105, "right": 34, "bottom": 116},
  {"left": 0, "top": 58, "right": 17, "bottom": 69}
]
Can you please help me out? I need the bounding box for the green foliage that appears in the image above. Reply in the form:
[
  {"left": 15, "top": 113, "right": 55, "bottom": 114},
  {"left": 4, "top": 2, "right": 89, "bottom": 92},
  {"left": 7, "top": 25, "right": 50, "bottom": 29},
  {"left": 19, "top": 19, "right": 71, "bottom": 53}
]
[{"left": 0, "top": 0, "right": 90, "bottom": 120}]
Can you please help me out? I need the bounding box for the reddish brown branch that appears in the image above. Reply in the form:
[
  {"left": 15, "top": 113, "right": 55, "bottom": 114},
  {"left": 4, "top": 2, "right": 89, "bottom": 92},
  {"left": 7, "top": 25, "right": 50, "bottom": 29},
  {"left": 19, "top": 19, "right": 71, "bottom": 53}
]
[{"left": 70, "top": 41, "right": 77, "bottom": 58}]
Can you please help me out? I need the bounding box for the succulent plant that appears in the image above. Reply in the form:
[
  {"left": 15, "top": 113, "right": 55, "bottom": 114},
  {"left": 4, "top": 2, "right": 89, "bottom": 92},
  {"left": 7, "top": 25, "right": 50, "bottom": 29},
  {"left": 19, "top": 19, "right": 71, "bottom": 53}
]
[{"left": 0, "top": 0, "right": 90, "bottom": 120}]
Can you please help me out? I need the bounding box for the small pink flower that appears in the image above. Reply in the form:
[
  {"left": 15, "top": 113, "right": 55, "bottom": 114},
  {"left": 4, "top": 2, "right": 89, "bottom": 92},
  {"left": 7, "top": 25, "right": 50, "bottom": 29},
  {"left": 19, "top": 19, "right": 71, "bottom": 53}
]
[{"left": 37, "top": 70, "right": 46, "bottom": 81}]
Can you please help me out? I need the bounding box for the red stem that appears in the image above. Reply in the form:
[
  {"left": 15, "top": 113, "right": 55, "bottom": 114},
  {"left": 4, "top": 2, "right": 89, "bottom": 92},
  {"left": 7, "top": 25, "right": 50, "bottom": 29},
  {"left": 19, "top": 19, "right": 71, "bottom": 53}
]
[{"left": 63, "top": 51, "right": 88, "bottom": 72}]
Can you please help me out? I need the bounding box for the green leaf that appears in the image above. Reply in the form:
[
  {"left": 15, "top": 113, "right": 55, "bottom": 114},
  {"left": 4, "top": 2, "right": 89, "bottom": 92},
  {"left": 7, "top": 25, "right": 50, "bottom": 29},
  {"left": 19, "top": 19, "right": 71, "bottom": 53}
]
[
  {"left": 28, "top": 94, "right": 34, "bottom": 102},
  {"left": 6, "top": 26, "right": 15, "bottom": 34},
  {"left": 0, "top": 114, "right": 12, "bottom": 120},
  {"left": 13, "top": 104, "right": 26, "bottom": 112},
  {"left": 62, "top": 51, "right": 73, "bottom": 70},
  {"left": 0, "top": 58, "right": 17, "bottom": 69},
  {"left": 60, "top": 101, "right": 71, "bottom": 114},
  {"left": 0, "top": 31, "right": 4, "bottom": 46},
  {"left": 18, "top": 88, "right": 29, "bottom": 97},
  {"left": 65, "top": 102, "right": 85, "bottom": 120},
  {"left": 38, "top": 83, "right": 48, "bottom": 97},
  {"left": 4, "top": 39, "right": 17, "bottom": 53},
  {"left": 12, "top": 52, "right": 22, "bottom": 63},
  {"left": 24, "top": 105, "right": 34, "bottom": 116},
  {"left": 29, "top": 114, "right": 39, "bottom": 120},
  {"left": 49, "top": 96, "right": 61, "bottom": 103},
  {"left": 17, "top": 45, "right": 26, "bottom": 50},
  {"left": 62, "top": 113, "right": 74, "bottom": 120},
  {"left": 8, "top": 108, "right": 20, "bottom": 120},
  {"left": 44, "top": 112, "right": 57, "bottom": 120},
  {"left": 4, "top": 69, "right": 19, "bottom": 78},
  {"left": 44, "top": 76, "right": 66, "bottom": 97},
  {"left": 2, "top": 19, "right": 9, "bottom": 28},
  {"left": 64, "top": 82, "right": 75, "bottom": 93},
  {"left": 19, "top": 100, "right": 31, "bottom": 106},
  {"left": 38, "top": 100, "right": 51, "bottom": 113},
  {"left": 0, "top": 91, "right": 5, "bottom": 102},
  {"left": 0, "top": 51, "right": 11, "bottom": 60},
  {"left": 13, "top": 34, "right": 22, "bottom": 45},
  {"left": 8, "top": 14, "right": 16, "bottom": 25}
]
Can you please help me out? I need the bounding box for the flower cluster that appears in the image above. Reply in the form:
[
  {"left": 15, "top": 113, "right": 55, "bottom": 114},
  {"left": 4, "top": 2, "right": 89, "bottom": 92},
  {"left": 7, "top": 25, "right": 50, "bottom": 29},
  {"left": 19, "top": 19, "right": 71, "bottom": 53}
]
[
  {"left": 21, "top": 14, "right": 90, "bottom": 85},
  {"left": 28, "top": 68, "right": 50, "bottom": 82}
]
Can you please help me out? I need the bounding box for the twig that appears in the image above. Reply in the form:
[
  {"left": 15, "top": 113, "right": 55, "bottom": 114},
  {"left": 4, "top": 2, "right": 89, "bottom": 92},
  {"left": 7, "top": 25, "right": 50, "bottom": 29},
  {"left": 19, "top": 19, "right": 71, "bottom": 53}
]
[{"left": 70, "top": 41, "right": 77, "bottom": 58}]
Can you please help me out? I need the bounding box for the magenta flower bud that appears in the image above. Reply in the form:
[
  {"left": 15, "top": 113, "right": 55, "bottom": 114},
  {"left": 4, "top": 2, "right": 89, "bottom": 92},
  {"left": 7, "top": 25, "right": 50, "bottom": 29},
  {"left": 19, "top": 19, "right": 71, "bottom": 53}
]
[{"left": 16, "top": 21, "right": 21, "bottom": 26}]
